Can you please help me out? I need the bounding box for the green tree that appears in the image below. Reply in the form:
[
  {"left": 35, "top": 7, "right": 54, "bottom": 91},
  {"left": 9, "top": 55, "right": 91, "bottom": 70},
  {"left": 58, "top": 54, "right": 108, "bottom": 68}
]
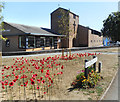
[
  {"left": 57, "top": 8, "right": 72, "bottom": 38},
  {"left": 101, "top": 12, "right": 120, "bottom": 41},
  {"left": 0, "top": 2, "right": 6, "bottom": 41}
]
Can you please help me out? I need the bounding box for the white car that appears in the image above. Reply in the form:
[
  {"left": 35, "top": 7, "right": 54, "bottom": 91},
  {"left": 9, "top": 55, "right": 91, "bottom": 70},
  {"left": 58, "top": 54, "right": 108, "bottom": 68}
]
[{"left": 116, "top": 41, "right": 120, "bottom": 46}]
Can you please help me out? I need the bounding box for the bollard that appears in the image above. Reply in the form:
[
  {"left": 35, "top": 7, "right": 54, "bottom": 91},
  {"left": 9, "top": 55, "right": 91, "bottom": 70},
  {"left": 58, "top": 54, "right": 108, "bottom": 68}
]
[
  {"left": 93, "top": 56, "right": 96, "bottom": 72},
  {"left": 98, "top": 61, "right": 102, "bottom": 73},
  {"left": 62, "top": 48, "right": 64, "bottom": 57},
  {"left": 85, "top": 59, "right": 88, "bottom": 79}
]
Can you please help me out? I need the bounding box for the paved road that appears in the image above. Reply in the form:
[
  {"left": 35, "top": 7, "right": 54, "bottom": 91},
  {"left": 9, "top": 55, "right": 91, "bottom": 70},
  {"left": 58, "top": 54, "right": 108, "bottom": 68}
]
[{"left": 2, "top": 47, "right": 119, "bottom": 58}]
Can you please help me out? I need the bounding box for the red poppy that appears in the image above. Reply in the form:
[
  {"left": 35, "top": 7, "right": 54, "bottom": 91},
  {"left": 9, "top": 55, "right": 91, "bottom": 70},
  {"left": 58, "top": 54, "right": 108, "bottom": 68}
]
[
  {"left": 2, "top": 76, "right": 4, "bottom": 79},
  {"left": 4, "top": 80, "right": 8, "bottom": 85},
  {"left": 37, "top": 79, "right": 40, "bottom": 83},
  {"left": 60, "top": 72, "right": 63, "bottom": 75},
  {"left": 41, "top": 80, "right": 45, "bottom": 84},
  {"left": 24, "top": 81, "right": 28, "bottom": 87},
  {"left": 41, "top": 69, "right": 43, "bottom": 73},
  {"left": 51, "top": 80, "right": 53, "bottom": 83},
  {"left": 37, "top": 86, "right": 40, "bottom": 89},
  {"left": 1, "top": 81, "right": 4, "bottom": 85},
  {"left": 31, "top": 80, "right": 35, "bottom": 85},
  {"left": 2, "top": 69, "right": 4, "bottom": 71},
  {"left": 2, "top": 73, "right": 4, "bottom": 75},
  {"left": 2, "top": 85, "right": 5, "bottom": 89},
  {"left": 15, "top": 75, "right": 19, "bottom": 79},
  {"left": 44, "top": 92, "right": 46, "bottom": 94},
  {"left": 9, "top": 82, "right": 14, "bottom": 86},
  {"left": 61, "top": 65, "right": 64, "bottom": 69},
  {"left": 40, "top": 77, "right": 43, "bottom": 80},
  {"left": 49, "top": 77, "right": 51, "bottom": 81},
  {"left": 13, "top": 79, "right": 17, "bottom": 83}
]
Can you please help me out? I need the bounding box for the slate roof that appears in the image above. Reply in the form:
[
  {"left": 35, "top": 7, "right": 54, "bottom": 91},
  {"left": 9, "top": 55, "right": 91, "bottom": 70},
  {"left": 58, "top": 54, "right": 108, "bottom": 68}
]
[{"left": 4, "top": 22, "right": 64, "bottom": 37}]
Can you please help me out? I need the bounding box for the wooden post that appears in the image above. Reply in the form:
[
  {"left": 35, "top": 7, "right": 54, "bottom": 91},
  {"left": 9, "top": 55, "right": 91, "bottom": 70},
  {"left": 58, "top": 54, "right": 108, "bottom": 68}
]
[
  {"left": 69, "top": 49, "right": 71, "bottom": 56},
  {"left": 98, "top": 61, "right": 102, "bottom": 73},
  {"left": 66, "top": 49, "right": 68, "bottom": 56},
  {"left": 85, "top": 59, "right": 88, "bottom": 79},
  {"left": 93, "top": 56, "right": 96, "bottom": 72},
  {"left": 62, "top": 48, "right": 64, "bottom": 57}
]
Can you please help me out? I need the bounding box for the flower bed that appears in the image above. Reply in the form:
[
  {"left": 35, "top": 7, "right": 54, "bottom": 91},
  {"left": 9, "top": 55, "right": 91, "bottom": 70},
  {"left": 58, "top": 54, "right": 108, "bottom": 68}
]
[{"left": 71, "top": 67, "right": 103, "bottom": 89}]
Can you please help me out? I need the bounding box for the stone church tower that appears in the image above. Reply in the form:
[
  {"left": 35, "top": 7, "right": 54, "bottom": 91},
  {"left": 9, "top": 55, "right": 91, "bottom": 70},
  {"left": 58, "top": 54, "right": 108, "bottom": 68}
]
[{"left": 51, "top": 7, "right": 79, "bottom": 48}]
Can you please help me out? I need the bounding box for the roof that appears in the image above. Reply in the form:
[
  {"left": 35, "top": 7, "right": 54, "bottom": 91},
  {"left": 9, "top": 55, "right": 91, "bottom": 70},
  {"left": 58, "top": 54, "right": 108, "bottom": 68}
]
[
  {"left": 3, "top": 22, "right": 64, "bottom": 37},
  {"left": 78, "top": 24, "right": 102, "bottom": 36},
  {"left": 51, "top": 7, "right": 79, "bottom": 17}
]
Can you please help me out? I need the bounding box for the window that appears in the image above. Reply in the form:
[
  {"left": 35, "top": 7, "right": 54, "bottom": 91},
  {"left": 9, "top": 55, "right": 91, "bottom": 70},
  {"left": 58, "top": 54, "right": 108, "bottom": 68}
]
[
  {"left": 73, "top": 14, "right": 76, "bottom": 19},
  {"left": 36, "top": 37, "right": 41, "bottom": 48},
  {"left": 49, "top": 37, "right": 53, "bottom": 47},
  {"left": 73, "top": 21, "right": 76, "bottom": 34},
  {"left": 94, "top": 40, "right": 95, "bottom": 42},
  {"left": 28, "top": 36, "right": 35, "bottom": 48},
  {"left": 45, "top": 37, "right": 50, "bottom": 47},
  {"left": 19, "top": 36, "right": 26, "bottom": 48},
  {"left": 91, "top": 40, "right": 92, "bottom": 42},
  {"left": 6, "top": 40, "right": 10, "bottom": 47},
  {"left": 40, "top": 37, "right": 45, "bottom": 47}
]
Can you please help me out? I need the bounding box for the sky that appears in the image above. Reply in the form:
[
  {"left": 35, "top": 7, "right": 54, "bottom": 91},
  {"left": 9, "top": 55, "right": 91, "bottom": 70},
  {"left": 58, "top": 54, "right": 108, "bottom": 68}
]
[{"left": 2, "top": 1, "right": 118, "bottom": 32}]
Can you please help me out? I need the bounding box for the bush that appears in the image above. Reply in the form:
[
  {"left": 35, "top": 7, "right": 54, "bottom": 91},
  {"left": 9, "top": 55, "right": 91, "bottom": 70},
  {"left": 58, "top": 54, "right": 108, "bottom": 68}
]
[{"left": 71, "top": 69, "right": 102, "bottom": 89}]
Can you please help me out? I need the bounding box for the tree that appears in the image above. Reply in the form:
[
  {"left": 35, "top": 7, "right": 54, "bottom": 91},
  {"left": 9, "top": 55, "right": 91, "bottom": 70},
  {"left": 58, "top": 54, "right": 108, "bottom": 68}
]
[
  {"left": 101, "top": 12, "right": 120, "bottom": 41},
  {"left": 57, "top": 8, "right": 72, "bottom": 38},
  {"left": 0, "top": 2, "right": 7, "bottom": 41}
]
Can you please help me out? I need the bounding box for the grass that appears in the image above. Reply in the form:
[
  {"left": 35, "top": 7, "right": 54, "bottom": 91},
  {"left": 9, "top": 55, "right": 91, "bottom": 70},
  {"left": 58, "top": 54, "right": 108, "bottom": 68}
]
[{"left": 95, "top": 85, "right": 103, "bottom": 96}]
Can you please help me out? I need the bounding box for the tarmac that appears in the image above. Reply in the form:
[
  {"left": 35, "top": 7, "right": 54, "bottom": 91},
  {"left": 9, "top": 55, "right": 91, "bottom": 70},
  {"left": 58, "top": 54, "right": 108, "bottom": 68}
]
[{"left": 2, "top": 46, "right": 118, "bottom": 56}]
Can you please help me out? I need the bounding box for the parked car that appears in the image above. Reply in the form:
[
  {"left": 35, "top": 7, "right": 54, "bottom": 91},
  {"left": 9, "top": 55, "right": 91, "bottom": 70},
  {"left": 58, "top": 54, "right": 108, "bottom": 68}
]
[
  {"left": 116, "top": 41, "right": 120, "bottom": 46},
  {"left": 109, "top": 41, "right": 116, "bottom": 46}
]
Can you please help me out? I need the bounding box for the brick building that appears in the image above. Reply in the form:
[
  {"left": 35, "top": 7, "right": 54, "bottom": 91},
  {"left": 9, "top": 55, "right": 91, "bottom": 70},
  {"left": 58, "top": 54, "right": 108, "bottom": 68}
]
[
  {"left": 51, "top": 7, "right": 103, "bottom": 48},
  {"left": 2, "top": 7, "right": 103, "bottom": 52},
  {"left": 2, "top": 22, "right": 64, "bottom": 52}
]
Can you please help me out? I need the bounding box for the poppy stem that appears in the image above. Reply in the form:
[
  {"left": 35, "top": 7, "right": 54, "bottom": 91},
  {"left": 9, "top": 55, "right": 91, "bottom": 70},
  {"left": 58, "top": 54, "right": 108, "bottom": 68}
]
[
  {"left": 34, "top": 84, "right": 36, "bottom": 100},
  {"left": 19, "top": 85, "right": 20, "bottom": 100},
  {"left": 23, "top": 77, "right": 26, "bottom": 100}
]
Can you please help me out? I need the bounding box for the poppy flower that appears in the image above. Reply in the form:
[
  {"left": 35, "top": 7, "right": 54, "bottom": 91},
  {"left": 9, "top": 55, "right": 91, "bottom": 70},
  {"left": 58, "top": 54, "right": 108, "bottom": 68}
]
[
  {"left": 31, "top": 80, "right": 35, "bottom": 85},
  {"left": 13, "top": 79, "right": 17, "bottom": 83},
  {"left": 44, "top": 92, "right": 46, "bottom": 94},
  {"left": 4, "top": 80, "right": 8, "bottom": 85},
  {"left": 15, "top": 75, "right": 19, "bottom": 79},
  {"left": 2, "top": 85, "right": 5, "bottom": 89},
  {"left": 37, "top": 86, "right": 40, "bottom": 89},
  {"left": 40, "top": 77, "right": 43, "bottom": 80},
  {"left": 60, "top": 72, "right": 63, "bottom": 75},
  {"left": 41, "top": 69, "right": 43, "bottom": 73},
  {"left": 9, "top": 82, "right": 14, "bottom": 86},
  {"left": 24, "top": 81, "right": 28, "bottom": 87},
  {"left": 2, "top": 76, "right": 4, "bottom": 79},
  {"left": 41, "top": 80, "right": 45, "bottom": 84},
  {"left": 2, "top": 73, "right": 4, "bottom": 75},
  {"left": 1, "top": 81, "right": 4, "bottom": 85},
  {"left": 51, "top": 80, "right": 53, "bottom": 83},
  {"left": 37, "top": 79, "right": 40, "bottom": 83},
  {"left": 2, "top": 69, "right": 4, "bottom": 71},
  {"left": 61, "top": 65, "right": 64, "bottom": 69}
]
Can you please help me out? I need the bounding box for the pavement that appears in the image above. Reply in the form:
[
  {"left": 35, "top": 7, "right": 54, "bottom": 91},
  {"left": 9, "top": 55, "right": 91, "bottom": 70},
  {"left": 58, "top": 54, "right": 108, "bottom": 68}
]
[{"left": 103, "top": 72, "right": 118, "bottom": 100}]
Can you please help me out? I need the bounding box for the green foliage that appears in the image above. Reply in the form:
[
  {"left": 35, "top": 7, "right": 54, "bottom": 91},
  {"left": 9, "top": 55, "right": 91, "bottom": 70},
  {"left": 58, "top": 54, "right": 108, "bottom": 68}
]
[
  {"left": 101, "top": 12, "right": 120, "bottom": 41},
  {"left": 71, "top": 69, "right": 102, "bottom": 89},
  {"left": 95, "top": 85, "right": 103, "bottom": 96},
  {"left": 0, "top": 2, "right": 6, "bottom": 41},
  {"left": 57, "top": 8, "right": 72, "bottom": 38}
]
